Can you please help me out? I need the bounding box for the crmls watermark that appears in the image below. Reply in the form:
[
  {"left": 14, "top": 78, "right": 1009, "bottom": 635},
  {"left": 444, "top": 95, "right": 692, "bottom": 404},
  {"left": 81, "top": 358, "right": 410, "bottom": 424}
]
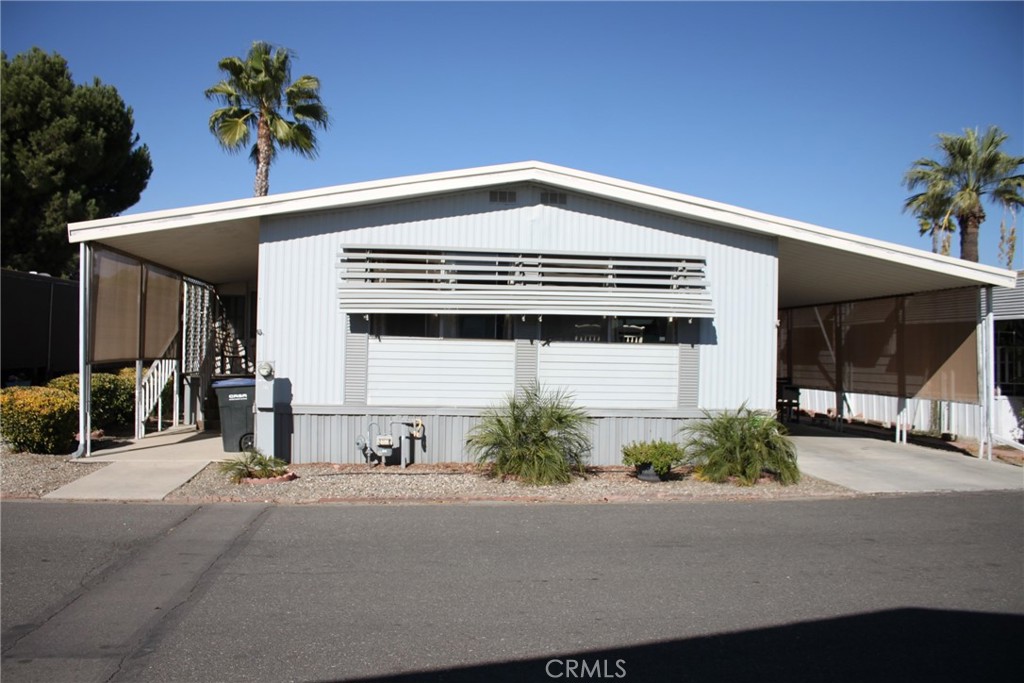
[{"left": 545, "top": 658, "right": 627, "bottom": 679}]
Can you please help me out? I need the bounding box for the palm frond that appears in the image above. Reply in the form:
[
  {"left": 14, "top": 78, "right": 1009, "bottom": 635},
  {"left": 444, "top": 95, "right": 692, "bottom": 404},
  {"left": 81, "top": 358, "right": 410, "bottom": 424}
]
[
  {"left": 680, "top": 404, "right": 800, "bottom": 486},
  {"left": 206, "top": 40, "right": 328, "bottom": 194},
  {"left": 465, "top": 383, "right": 592, "bottom": 485}
]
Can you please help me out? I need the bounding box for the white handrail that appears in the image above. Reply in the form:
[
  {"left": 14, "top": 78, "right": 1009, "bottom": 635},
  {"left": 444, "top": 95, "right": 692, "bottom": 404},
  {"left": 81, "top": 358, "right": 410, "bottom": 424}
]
[{"left": 135, "top": 358, "right": 179, "bottom": 439}]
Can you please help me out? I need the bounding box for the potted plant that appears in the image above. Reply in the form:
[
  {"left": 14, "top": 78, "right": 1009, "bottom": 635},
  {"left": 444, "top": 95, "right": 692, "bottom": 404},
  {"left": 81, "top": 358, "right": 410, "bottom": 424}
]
[{"left": 621, "top": 440, "right": 685, "bottom": 482}]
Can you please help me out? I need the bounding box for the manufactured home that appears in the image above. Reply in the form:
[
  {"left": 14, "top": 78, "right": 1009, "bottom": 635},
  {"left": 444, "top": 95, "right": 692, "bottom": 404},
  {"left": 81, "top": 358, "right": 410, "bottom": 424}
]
[{"left": 66, "top": 162, "right": 1017, "bottom": 462}]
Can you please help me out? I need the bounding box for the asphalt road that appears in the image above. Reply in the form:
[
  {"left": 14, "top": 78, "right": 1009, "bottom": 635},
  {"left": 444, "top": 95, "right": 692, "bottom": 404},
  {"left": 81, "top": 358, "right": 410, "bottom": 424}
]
[{"left": 2, "top": 494, "right": 1022, "bottom": 683}]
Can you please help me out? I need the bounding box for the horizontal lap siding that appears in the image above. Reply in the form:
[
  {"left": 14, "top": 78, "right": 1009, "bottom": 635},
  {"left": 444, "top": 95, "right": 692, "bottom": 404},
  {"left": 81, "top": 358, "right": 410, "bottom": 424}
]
[
  {"left": 367, "top": 339, "right": 515, "bottom": 406},
  {"left": 538, "top": 344, "right": 679, "bottom": 409}
]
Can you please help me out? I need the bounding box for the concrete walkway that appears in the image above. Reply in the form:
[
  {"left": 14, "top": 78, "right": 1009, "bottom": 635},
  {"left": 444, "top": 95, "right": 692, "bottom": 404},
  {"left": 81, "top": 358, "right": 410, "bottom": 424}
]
[
  {"left": 44, "top": 428, "right": 224, "bottom": 502},
  {"left": 791, "top": 424, "right": 1024, "bottom": 493}
]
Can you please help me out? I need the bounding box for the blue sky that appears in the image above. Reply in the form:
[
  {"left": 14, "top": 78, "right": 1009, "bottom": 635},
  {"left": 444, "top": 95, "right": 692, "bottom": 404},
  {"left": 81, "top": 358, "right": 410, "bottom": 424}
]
[{"left": 2, "top": 1, "right": 1022, "bottom": 266}]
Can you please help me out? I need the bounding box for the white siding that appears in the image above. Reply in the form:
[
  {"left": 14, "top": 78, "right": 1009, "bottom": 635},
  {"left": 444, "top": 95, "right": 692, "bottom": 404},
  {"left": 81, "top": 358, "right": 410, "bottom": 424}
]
[
  {"left": 260, "top": 184, "right": 777, "bottom": 411},
  {"left": 800, "top": 389, "right": 1021, "bottom": 443},
  {"left": 367, "top": 338, "right": 515, "bottom": 407},
  {"left": 538, "top": 344, "right": 679, "bottom": 409},
  {"left": 256, "top": 237, "right": 347, "bottom": 406}
]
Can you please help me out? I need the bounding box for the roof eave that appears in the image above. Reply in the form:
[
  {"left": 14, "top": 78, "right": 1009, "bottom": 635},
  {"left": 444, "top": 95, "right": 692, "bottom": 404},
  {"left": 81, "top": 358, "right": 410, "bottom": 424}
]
[{"left": 67, "top": 160, "right": 1018, "bottom": 290}]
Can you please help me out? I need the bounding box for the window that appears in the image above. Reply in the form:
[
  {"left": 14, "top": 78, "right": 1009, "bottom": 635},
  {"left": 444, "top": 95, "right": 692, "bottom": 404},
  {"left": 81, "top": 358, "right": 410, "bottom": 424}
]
[
  {"left": 373, "top": 314, "right": 438, "bottom": 338},
  {"left": 996, "top": 319, "right": 1024, "bottom": 397},
  {"left": 371, "top": 314, "right": 510, "bottom": 340},
  {"left": 540, "top": 191, "right": 567, "bottom": 205},
  {"left": 489, "top": 190, "right": 517, "bottom": 203},
  {"left": 612, "top": 317, "right": 669, "bottom": 344},
  {"left": 540, "top": 316, "right": 674, "bottom": 344},
  {"left": 458, "top": 314, "right": 507, "bottom": 340},
  {"left": 544, "top": 316, "right": 606, "bottom": 342}
]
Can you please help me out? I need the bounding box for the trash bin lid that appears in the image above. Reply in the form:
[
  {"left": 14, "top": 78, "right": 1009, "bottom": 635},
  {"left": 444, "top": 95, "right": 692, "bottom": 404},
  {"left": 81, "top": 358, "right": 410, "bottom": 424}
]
[{"left": 212, "top": 378, "right": 256, "bottom": 388}]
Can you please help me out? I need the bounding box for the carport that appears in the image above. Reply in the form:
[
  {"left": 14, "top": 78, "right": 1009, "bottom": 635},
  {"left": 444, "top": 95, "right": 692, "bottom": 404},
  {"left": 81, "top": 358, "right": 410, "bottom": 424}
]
[{"left": 65, "top": 162, "right": 1017, "bottom": 458}]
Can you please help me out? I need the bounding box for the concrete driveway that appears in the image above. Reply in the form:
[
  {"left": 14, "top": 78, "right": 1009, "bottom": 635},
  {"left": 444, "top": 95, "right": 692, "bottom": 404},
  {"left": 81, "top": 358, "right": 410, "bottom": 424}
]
[{"left": 790, "top": 424, "right": 1023, "bottom": 493}]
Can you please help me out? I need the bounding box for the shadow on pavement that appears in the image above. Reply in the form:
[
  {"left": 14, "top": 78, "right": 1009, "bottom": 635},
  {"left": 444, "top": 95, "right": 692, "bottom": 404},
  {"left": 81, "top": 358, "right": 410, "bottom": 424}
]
[
  {"left": 334, "top": 607, "right": 1021, "bottom": 683},
  {"left": 785, "top": 420, "right": 974, "bottom": 457}
]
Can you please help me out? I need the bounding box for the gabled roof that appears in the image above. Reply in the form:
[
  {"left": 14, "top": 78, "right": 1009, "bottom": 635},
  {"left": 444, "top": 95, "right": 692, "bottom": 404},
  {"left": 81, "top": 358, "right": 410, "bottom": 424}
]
[{"left": 67, "top": 161, "right": 1016, "bottom": 306}]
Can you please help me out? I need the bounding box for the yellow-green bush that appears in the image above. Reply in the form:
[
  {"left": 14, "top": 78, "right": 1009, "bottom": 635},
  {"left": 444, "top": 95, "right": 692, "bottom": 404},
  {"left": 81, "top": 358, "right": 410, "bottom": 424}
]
[
  {"left": 1, "top": 386, "right": 79, "bottom": 454},
  {"left": 47, "top": 372, "right": 135, "bottom": 429}
]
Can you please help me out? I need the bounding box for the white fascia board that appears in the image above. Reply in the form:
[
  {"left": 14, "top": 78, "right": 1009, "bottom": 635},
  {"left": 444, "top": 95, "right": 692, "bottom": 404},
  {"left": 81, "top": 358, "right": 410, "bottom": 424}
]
[
  {"left": 67, "top": 159, "right": 1017, "bottom": 290},
  {"left": 526, "top": 164, "right": 1018, "bottom": 290},
  {"left": 66, "top": 162, "right": 541, "bottom": 243}
]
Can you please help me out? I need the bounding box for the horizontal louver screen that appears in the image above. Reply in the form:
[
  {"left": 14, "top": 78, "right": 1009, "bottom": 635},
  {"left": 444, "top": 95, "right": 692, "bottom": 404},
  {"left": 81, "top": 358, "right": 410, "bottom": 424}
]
[{"left": 337, "top": 246, "right": 713, "bottom": 317}]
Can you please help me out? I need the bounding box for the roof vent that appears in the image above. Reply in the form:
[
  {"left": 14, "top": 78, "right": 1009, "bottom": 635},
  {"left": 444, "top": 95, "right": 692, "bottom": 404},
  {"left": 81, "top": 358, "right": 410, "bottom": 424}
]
[
  {"left": 489, "top": 190, "right": 517, "bottom": 203},
  {"left": 540, "top": 191, "right": 567, "bottom": 205}
]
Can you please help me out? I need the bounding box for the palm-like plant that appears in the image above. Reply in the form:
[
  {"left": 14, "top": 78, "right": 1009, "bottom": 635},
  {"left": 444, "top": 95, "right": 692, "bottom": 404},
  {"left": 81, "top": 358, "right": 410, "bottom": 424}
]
[
  {"left": 680, "top": 404, "right": 800, "bottom": 486},
  {"left": 218, "top": 449, "right": 289, "bottom": 483},
  {"left": 206, "top": 41, "right": 329, "bottom": 197},
  {"left": 466, "top": 383, "right": 592, "bottom": 485},
  {"left": 903, "top": 126, "right": 1024, "bottom": 263}
]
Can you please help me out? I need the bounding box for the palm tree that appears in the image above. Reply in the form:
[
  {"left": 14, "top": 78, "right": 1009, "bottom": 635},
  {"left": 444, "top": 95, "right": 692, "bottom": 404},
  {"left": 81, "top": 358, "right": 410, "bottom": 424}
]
[
  {"left": 903, "top": 126, "right": 1024, "bottom": 262},
  {"left": 914, "top": 194, "right": 955, "bottom": 256},
  {"left": 206, "top": 41, "right": 329, "bottom": 197}
]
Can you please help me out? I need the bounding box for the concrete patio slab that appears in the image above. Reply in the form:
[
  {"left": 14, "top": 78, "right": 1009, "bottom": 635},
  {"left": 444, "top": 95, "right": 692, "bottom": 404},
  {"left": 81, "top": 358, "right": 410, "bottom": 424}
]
[{"left": 790, "top": 425, "right": 1023, "bottom": 493}]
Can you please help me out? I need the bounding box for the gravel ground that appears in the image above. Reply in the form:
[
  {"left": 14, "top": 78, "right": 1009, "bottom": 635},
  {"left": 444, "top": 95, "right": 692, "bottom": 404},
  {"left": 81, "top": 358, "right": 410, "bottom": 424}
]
[
  {"left": 163, "top": 462, "right": 856, "bottom": 505},
  {"left": 0, "top": 447, "right": 854, "bottom": 504},
  {"left": 1, "top": 451, "right": 110, "bottom": 499}
]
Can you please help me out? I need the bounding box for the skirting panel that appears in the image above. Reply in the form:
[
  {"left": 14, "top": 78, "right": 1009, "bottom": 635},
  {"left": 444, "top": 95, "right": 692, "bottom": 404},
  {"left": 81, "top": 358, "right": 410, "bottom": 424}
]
[{"left": 287, "top": 411, "right": 695, "bottom": 466}]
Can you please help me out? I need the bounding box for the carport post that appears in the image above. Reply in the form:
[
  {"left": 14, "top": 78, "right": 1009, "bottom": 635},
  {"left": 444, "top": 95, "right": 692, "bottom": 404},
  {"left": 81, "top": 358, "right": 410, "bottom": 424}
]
[
  {"left": 980, "top": 286, "right": 995, "bottom": 461},
  {"left": 72, "top": 243, "right": 93, "bottom": 458}
]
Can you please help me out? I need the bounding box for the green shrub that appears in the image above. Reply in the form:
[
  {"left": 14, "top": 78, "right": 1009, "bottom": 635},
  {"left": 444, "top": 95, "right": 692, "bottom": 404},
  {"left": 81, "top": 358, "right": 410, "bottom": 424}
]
[
  {"left": 466, "top": 383, "right": 593, "bottom": 485},
  {"left": 0, "top": 386, "right": 79, "bottom": 454},
  {"left": 680, "top": 404, "right": 800, "bottom": 486},
  {"left": 47, "top": 371, "right": 135, "bottom": 430},
  {"left": 622, "top": 439, "right": 686, "bottom": 478},
  {"left": 218, "top": 449, "right": 289, "bottom": 484}
]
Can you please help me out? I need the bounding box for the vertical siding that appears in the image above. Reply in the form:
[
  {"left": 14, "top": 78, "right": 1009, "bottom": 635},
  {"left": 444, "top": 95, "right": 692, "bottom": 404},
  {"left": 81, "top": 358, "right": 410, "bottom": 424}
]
[
  {"left": 289, "top": 411, "right": 694, "bottom": 466},
  {"left": 366, "top": 338, "right": 515, "bottom": 406},
  {"left": 538, "top": 344, "right": 679, "bottom": 409},
  {"left": 261, "top": 184, "right": 778, "bottom": 456},
  {"left": 256, "top": 235, "right": 346, "bottom": 406}
]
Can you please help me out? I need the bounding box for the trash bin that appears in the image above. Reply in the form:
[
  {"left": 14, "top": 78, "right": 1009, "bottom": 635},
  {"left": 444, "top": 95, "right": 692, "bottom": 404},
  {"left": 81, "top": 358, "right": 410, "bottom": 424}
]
[{"left": 211, "top": 378, "right": 256, "bottom": 452}]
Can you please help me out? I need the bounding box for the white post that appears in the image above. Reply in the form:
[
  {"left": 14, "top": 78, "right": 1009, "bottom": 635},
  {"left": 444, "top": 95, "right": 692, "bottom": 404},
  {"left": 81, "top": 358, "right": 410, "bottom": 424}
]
[
  {"left": 156, "top": 368, "right": 163, "bottom": 433},
  {"left": 73, "top": 243, "right": 93, "bottom": 458},
  {"left": 173, "top": 361, "right": 180, "bottom": 428},
  {"left": 983, "top": 287, "right": 995, "bottom": 460},
  {"left": 135, "top": 359, "right": 144, "bottom": 439}
]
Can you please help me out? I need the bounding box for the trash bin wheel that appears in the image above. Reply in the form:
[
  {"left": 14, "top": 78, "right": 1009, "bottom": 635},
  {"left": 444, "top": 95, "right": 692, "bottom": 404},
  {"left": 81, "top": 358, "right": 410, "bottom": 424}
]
[{"left": 239, "top": 433, "right": 255, "bottom": 451}]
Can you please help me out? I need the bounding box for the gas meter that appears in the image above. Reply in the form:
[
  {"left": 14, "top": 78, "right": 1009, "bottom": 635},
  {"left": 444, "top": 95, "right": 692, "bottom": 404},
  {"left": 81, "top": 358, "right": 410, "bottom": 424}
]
[{"left": 375, "top": 434, "right": 394, "bottom": 458}]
